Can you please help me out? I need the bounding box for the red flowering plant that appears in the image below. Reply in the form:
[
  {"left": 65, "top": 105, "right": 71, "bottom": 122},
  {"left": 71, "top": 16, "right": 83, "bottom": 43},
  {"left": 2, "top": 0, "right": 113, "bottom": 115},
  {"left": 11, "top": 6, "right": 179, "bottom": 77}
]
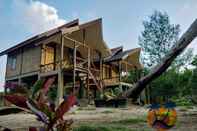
[{"left": 3, "top": 77, "right": 77, "bottom": 131}]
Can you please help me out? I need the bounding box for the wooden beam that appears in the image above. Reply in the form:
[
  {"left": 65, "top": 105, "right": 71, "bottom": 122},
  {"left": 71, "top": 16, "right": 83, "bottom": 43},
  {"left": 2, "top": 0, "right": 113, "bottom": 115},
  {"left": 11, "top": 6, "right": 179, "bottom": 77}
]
[
  {"left": 63, "top": 36, "right": 89, "bottom": 48},
  {"left": 83, "top": 29, "right": 86, "bottom": 46},
  {"left": 57, "top": 34, "right": 64, "bottom": 105},
  {"left": 60, "top": 35, "right": 64, "bottom": 70},
  {"left": 119, "top": 61, "right": 122, "bottom": 82},
  {"left": 63, "top": 35, "right": 99, "bottom": 53},
  {"left": 87, "top": 48, "right": 90, "bottom": 100},
  {"left": 40, "top": 70, "right": 58, "bottom": 77},
  {"left": 126, "top": 60, "right": 128, "bottom": 73},
  {"left": 121, "top": 60, "right": 133, "bottom": 67},
  {"left": 73, "top": 43, "right": 77, "bottom": 93},
  {"left": 19, "top": 48, "right": 24, "bottom": 76},
  {"left": 57, "top": 71, "right": 64, "bottom": 105},
  {"left": 100, "top": 54, "right": 102, "bottom": 80}
]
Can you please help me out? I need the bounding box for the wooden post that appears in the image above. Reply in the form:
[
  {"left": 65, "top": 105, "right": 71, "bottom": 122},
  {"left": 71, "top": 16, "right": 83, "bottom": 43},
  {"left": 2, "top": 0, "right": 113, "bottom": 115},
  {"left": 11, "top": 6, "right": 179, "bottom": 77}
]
[
  {"left": 73, "top": 43, "right": 77, "bottom": 93},
  {"left": 57, "top": 34, "right": 64, "bottom": 105},
  {"left": 4, "top": 81, "right": 8, "bottom": 106},
  {"left": 119, "top": 61, "right": 122, "bottom": 82},
  {"left": 38, "top": 73, "right": 41, "bottom": 80},
  {"left": 99, "top": 53, "right": 103, "bottom": 96},
  {"left": 43, "top": 44, "right": 46, "bottom": 66},
  {"left": 18, "top": 77, "right": 22, "bottom": 85},
  {"left": 126, "top": 61, "right": 128, "bottom": 75},
  {"left": 58, "top": 72, "right": 64, "bottom": 104},
  {"left": 61, "top": 36, "right": 64, "bottom": 68},
  {"left": 99, "top": 53, "right": 102, "bottom": 80},
  {"left": 87, "top": 48, "right": 90, "bottom": 101},
  {"left": 20, "top": 48, "right": 23, "bottom": 76}
]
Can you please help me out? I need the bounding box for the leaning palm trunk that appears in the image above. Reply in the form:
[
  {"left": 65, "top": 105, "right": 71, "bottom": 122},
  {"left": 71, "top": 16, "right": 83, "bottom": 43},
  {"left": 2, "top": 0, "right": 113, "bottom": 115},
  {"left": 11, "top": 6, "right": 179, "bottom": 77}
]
[{"left": 123, "top": 19, "right": 197, "bottom": 100}]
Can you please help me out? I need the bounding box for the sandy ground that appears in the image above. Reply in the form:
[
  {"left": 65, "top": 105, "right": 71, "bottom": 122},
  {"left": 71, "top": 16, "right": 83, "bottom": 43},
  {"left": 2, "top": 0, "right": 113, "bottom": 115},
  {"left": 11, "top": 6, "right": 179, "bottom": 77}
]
[{"left": 0, "top": 105, "right": 197, "bottom": 131}]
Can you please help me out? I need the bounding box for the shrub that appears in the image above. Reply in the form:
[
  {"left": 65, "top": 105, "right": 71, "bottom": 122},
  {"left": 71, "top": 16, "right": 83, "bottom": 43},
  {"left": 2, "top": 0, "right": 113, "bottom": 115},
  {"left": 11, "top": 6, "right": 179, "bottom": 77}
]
[
  {"left": 2, "top": 77, "right": 77, "bottom": 131},
  {"left": 173, "top": 97, "right": 194, "bottom": 106}
]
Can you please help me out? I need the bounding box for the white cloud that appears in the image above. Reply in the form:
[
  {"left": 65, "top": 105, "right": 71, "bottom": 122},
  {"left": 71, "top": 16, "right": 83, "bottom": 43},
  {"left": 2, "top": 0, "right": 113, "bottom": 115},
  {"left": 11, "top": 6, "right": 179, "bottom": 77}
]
[{"left": 13, "top": 0, "right": 66, "bottom": 34}]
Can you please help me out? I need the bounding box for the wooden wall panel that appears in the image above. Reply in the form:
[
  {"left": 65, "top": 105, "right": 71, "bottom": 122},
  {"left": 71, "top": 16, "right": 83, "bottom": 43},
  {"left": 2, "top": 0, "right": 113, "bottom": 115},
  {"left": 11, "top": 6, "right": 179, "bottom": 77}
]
[
  {"left": 21, "top": 46, "right": 41, "bottom": 74},
  {"left": 6, "top": 51, "right": 22, "bottom": 78},
  {"left": 111, "top": 66, "right": 118, "bottom": 77}
]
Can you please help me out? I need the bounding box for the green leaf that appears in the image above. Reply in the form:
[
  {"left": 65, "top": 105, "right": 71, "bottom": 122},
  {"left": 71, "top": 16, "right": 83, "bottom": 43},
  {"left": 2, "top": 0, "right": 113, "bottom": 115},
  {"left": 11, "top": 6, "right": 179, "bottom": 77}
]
[{"left": 32, "top": 80, "right": 44, "bottom": 98}]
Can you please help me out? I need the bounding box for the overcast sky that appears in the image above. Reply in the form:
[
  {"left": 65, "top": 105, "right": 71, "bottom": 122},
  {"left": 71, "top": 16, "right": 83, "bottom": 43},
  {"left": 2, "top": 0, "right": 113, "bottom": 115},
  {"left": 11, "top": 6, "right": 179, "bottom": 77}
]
[{"left": 0, "top": 0, "right": 197, "bottom": 91}]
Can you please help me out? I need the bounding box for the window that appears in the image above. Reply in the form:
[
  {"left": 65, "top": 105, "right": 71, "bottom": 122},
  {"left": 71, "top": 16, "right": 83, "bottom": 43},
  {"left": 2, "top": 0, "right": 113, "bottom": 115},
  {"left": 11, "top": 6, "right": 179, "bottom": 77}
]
[{"left": 8, "top": 56, "right": 17, "bottom": 70}]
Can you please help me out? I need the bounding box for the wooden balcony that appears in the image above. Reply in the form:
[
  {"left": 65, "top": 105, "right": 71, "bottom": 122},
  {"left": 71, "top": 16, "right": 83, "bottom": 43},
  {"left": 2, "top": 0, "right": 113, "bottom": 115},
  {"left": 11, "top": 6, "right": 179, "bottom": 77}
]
[
  {"left": 40, "top": 59, "right": 72, "bottom": 73},
  {"left": 40, "top": 56, "right": 95, "bottom": 74},
  {"left": 102, "top": 76, "right": 133, "bottom": 88}
]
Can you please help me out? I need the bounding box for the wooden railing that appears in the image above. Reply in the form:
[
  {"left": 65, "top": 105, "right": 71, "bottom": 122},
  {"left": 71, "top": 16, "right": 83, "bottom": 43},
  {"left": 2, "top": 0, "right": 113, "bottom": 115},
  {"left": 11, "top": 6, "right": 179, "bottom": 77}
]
[
  {"left": 102, "top": 76, "right": 120, "bottom": 86},
  {"left": 40, "top": 56, "right": 90, "bottom": 73},
  {"left": 88, "top": 68, "right": 103, "bottom": 92},
  {"left": 102, "top": 75, "right": 133, "bottom": 86},
  {"left": 40, "top": 62, "right": 57, "bottom": 73},
  {"left": 75, "top": 56, "right": 88, "bottom": 69},
  {"left": 40, "top": 59, "right": 72, "bottom": 73}
]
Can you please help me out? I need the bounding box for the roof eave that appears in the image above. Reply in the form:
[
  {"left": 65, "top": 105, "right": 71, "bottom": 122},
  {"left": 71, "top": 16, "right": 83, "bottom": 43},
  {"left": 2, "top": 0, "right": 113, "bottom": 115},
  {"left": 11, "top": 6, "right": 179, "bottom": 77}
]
[{"left": 0, "top": 19, "right": 79, "bottom": 56}]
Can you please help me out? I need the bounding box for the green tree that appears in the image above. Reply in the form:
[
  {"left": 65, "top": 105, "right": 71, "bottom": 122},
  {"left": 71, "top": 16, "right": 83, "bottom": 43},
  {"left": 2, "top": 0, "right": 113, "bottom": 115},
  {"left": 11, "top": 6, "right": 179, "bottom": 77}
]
[
  {"left": 190, "top": 56, "right": 197, "bottom": 103},
  {"left": 150, "top": 69, "right": 178, "bottom": 101},
  {"left": 137, "top": 10, "right": 195, "bottom": 103},
  {"left": 192, "top": 55, "right": 197, "bottom": 66},
  {"left": 139, "top": 10, "right": 193, "bottom": 68},
  {"left": 124, "top": 13, "right": 197, "bottom": 100},
  {"left": 150, "top": 68, "right": 193, "bottom": 103},
  {"left": 139, "top": 10, "right": 180, "bottom": 67},
  {"left": 177, "top": 69, "right": 193, "bottom": 97}
]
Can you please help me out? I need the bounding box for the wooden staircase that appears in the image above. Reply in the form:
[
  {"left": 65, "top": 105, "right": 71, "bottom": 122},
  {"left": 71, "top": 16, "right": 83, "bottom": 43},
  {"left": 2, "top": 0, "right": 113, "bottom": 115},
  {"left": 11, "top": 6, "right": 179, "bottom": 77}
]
[
  {"left": 88, "top": 68, "right": 103, "bottom": 92},
  {"left": 77, "top": 69, "right": 103, "bottom": 90}
]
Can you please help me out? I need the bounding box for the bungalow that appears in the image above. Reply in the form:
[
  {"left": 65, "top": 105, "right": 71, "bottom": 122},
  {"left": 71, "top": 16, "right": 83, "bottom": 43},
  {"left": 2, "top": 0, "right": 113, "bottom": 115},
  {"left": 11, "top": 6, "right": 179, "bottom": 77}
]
[{"left": 0, "top": 18, "right": 142, "bottom": 104}]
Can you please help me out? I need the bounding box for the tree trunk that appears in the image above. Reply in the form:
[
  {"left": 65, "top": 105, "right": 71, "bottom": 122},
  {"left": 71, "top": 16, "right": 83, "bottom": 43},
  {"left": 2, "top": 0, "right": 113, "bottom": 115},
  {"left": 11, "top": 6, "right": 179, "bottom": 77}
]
[{"left": 123, "top": 19, "right": 197, "bottom": 100}]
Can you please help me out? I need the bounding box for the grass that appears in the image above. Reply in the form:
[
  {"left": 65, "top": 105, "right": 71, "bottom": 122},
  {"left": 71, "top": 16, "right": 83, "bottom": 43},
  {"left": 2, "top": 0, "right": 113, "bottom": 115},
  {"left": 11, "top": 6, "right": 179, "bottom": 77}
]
[
  {"left": 73, "top": 117, "right": 150, "bottom": 131},
  {"left": 185, "top": 105, "right": 194, "bottom": 109},
  {"left": 101, "top": 110, "right": 114, "bottom": 114},
  {"left": 73, "top": 125, "right": 128, "bottom": 131},
  {"left": 73, "top": 125, "right": 151, "bottom": 131},
  {"left": 77, "top": 106, "right": 96, "bottom": 111},
  {"left": 112, "top": 117, "right": 147, "bottom": 124},
  {"left": 178, "top": 105, "right": 194, "bottom": 112}
]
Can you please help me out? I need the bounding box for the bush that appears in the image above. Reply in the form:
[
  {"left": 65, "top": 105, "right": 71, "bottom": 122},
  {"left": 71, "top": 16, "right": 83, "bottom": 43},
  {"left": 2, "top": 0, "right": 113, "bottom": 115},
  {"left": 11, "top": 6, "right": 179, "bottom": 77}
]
[{"left": 173, "top": 97, "right": 194, "bottom": 106}]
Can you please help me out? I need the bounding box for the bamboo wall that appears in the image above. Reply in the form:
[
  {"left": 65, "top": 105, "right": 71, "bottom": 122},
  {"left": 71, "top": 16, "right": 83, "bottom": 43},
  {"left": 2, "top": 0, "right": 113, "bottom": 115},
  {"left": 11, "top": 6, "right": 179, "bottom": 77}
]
[
  {"left": 6, "top": 51, "right": 22, "bottom": 78},
  {"left": 6, "top": 45, "right": 41, "bottom": 79},
  {"left": 102, "top": 64, "right": 119, "bottom": 79},
  {"left": 22, "top": 46, "right": 41, "bottom": 74}
]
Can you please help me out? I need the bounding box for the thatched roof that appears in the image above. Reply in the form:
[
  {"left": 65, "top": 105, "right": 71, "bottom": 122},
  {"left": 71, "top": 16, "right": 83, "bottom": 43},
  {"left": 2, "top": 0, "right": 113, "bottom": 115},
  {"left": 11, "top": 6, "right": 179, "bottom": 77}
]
[
  {"left": 0, "top": 19, "right": 79, "bottom": 56},
  {"left": 61, "top": 18, "right": 111, "bottom": 57},
  {"left": 105, "top": 47, "right": 143, "bottom": 69},
  {"left": 105, "top": 48, "right": 139, "bottom": 62},
  {"left": 111, "top": 46, "right": 123, "bottom": 56},
  {"left": 0, "top": 18, "right": 111, "bottom": 57}
]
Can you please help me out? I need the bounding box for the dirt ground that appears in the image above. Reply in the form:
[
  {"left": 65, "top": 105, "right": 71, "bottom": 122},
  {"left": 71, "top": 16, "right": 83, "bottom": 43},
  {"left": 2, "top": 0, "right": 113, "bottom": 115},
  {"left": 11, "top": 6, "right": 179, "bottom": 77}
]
[{"left": 0, "top": 105, "right": 197, "bottom": 131}]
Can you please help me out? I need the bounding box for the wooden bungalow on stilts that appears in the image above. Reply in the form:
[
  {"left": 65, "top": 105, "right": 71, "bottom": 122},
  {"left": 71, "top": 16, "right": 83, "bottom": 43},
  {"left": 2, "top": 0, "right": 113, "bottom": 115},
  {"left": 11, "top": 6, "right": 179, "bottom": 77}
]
[{"left": 0, "top": 18, "right": 143, "bottom": 105}]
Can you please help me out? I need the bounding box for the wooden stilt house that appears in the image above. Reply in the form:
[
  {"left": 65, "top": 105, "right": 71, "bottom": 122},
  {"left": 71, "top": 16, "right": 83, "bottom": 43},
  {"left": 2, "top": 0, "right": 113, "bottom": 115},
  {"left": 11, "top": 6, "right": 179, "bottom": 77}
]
[{"left": 0, "top": 18, "right": 142, "bottom": 104}]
